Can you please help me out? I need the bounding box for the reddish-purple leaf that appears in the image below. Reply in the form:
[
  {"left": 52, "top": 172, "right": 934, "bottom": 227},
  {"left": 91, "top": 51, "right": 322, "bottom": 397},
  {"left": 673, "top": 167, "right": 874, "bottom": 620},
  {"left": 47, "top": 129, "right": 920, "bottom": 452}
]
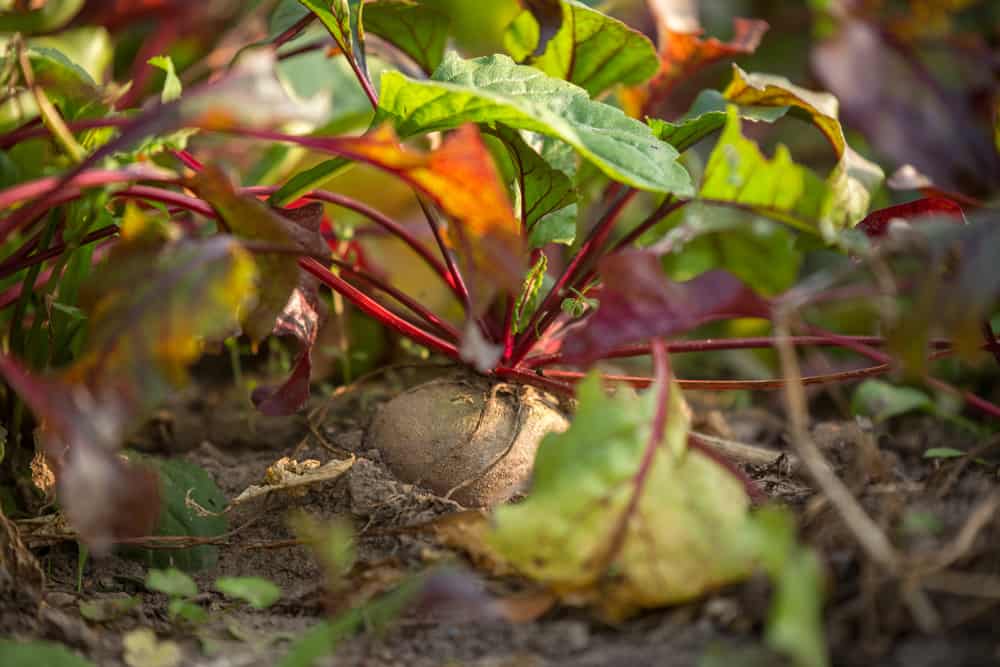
[
  {"left": 856, "top": 197, "right": 966, "bottom": 238},
  {"left": 561, "top": 250, "right": 770, "bottom": 365}
]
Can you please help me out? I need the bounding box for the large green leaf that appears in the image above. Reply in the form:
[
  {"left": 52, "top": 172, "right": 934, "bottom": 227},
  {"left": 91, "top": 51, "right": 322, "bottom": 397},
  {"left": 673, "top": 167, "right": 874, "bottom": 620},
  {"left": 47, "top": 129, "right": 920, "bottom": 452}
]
[
  {"left": 489, "top": 373, "right": 751, "bottom": 619},
  {"left": 649, "top": 89, "right": 788, "bottom": 154},
  {"left": 363, "top": 1, "right": 449, "bottom": 74},
  {"left": 504, "top": 0, "right": 658, "bottom": 97},
  {"left": 0, "top": 0, "right": 84, "bottom": 33},
  {"left": 491, "top": 125, "right": 577, "bottom": 246},
  {"left": 376, "top": 52, "right": 693, "bottom": 196},
  {"left": 700, "top": 105, "right": 833, "bottom": 236},
  {"left": 723, "top": 66, "right": 884, "bottom": 229}
]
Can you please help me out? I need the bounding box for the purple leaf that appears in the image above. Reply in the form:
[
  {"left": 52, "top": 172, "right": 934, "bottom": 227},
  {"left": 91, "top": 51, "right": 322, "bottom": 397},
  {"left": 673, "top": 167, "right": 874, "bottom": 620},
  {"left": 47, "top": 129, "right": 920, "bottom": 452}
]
[{"left": 561, "top": 250, "right": 770, "bottom": 365}]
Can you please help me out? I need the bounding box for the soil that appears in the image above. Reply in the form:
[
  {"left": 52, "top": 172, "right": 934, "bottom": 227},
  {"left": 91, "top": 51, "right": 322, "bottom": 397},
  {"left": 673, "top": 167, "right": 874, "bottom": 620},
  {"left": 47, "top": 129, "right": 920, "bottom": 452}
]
[{"left": 2, "top": 364, "right": 999, "bottom": 667}]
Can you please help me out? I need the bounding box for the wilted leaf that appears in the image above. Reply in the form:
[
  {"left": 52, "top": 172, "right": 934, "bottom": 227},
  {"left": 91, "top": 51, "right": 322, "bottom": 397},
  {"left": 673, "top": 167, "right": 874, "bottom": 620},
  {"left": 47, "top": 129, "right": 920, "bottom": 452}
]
[
  {"left": 701, "top": 105, "right": 835, "bottom": 236},
  {"left": 489, "top": 373, "right": 751, "bottom": 619},
  {"left": 0, "top": 639, "right": 96, "bottom": 667},
  {"left": 505, "top": 0, "right": 659, "bottom": 97},
  {"left": 363, "top": 1, "right": 449, "bottom": 74},
  {"left": 851, "top": 380, "right": 934, "bottom": 422},
  {"left": 376, "top": 52, "right": 693, "bottom": 196},
  {"left": 562, "top": 250, "right": 769, "bottom": 364},
  {"left": 627, "top": 5, "right": 767, "bottom": 117},
  {"left": 723, "top": 66, "right": 884, "bottom": 228},
  {"left": 215, "top": 576, "right": 282, "bottom": 609},
  {"left": 231, "top": 456, "right": 354, "bottom": 505},
  {"left": 78, "top": 595, "right": 140, "bottom": 622}
]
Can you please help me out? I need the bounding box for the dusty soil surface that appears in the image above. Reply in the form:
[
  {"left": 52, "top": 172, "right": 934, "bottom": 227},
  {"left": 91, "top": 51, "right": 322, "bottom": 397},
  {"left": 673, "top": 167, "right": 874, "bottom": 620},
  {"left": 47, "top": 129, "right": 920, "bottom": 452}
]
[{"left": 2, "top": 364, "right": 999, "bottom": 666}]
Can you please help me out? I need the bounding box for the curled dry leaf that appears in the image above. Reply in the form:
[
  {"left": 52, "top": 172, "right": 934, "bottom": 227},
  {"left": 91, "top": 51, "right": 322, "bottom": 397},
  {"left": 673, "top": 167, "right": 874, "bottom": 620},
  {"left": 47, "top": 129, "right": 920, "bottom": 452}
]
[
  {"left": 626, "top": 1, "right": 767, "bottom": 116},
  {"left": 231, "top": 456, "right": 355, "bottom": 506}
]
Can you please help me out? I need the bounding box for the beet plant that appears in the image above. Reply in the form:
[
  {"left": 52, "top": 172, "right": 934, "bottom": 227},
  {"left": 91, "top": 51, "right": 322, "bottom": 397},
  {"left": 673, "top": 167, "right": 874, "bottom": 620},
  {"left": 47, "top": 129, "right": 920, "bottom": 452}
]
[{"left": 0, "top": 2, "right": 998, "bottom": 662}]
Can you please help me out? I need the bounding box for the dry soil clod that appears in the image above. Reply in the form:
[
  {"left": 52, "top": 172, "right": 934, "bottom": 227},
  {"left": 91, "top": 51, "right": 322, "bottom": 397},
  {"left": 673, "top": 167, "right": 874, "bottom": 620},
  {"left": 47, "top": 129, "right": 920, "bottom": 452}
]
[{"left": 366, "top": 374, "right": 569, "bottom": 507}]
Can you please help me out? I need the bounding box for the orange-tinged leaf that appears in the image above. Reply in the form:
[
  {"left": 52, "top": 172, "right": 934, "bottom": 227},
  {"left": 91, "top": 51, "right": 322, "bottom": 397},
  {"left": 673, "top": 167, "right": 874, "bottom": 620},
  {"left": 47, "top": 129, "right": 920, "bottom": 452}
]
[
  {"left": 323, "top": 124, "right": 527, "bottom": 299},
  {"left": 629, "top": 5, "right": 767, "bottom": 117}
]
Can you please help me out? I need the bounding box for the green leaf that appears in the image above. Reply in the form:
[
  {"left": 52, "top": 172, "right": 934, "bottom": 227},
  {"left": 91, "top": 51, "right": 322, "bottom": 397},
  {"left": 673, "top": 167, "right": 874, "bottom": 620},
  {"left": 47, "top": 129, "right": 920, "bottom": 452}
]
[
  {"left": 659, "top": 204, "right": 801, "bottom": 296},
  {"left": 269, "top": 157, "right": 353, "bottom": 206},
  {"left": 723, "top": 66, "right": 884, "bottom": 229},
  {"left": 0, "top": 0, "right": 84, "bottom": 33},
  {"left": 0, "top": 640, "right": 96, "bottom": 667},
  {"left": 146, "top": 568, "right": 199, "bottom": 598},
  {"left": 514, "top": 253, "right": 548, "bottom": 333},
  {"left": 504, "top": 0, "right": 658, "bottom": 97},
  {"left": 0, "top": 45, "right": 104, "bottom": 132},
  {"left": 376, "top": 52, "right": 693, "bottom": 196},
  {"left": 362, "top": 1, "right": 449, "bottom": 74},
  {"left": 489, "top": 373, "right": 751, "bottom": 619},
  {"left": 923, "top": 447, "right": 966, "bottom": 460},
  {"left": 122, "top": 456, "right": 229, "bottom": 571},
  {"left": 701, "top": 106, "right": 833, "bottom": 236},
  {"left": 747, "top": 507, "right": 828, "bottom": 667},
  {"left": 851, "top": 379, "right": 933, "bottom": 423},
  {"left": 297, "top": 0, "right": 354, "bottom": 56},
  {"left": 30, "top": 26, "right": 113, "bottom": 84},
  {"left": 215, "top": 577, "right": 283, "bottom": 609},
  {"left": 649, "top": 89, "right": 788, "bottom": 154},
  {"left": 491, "top": 125, "right": 577, "bottom": 244},
  {"left": 168, "top": 598, "right": 209, "bottom": 624},
  {"left": 148, "top": 56, "right": 182, "bottom": 103}
]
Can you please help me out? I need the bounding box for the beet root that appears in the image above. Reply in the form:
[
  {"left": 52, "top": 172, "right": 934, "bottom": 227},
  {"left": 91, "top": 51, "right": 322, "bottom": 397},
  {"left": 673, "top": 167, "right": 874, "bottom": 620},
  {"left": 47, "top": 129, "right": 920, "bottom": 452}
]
[{"left": 366, "top": 373, "right": 569, "bottom": 507}]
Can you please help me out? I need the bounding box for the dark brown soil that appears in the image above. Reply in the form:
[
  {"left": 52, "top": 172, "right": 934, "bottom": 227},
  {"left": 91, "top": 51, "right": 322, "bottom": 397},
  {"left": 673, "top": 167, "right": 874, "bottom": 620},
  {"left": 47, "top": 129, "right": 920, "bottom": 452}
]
[{"left": 3, "top": 366, "right": 999, "bottom": 667}]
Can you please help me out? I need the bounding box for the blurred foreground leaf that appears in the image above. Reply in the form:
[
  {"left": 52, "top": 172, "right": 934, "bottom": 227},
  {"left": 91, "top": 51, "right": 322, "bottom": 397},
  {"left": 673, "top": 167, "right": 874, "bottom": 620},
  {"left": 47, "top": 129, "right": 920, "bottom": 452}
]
[{"left": 0, "top": 639, "right": 96, "bottom": 667}]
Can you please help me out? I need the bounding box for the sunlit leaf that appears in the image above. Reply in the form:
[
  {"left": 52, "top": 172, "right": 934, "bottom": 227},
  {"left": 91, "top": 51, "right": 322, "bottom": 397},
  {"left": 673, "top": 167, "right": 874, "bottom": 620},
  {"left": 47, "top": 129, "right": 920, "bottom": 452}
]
[
  {"left": 723, "top": 66, "right": 885, "bottom": 229},
  {"left": 489, "top": 373, "right": 752, "bottom": 619},
  {"left": 148, "top": 55, "right": 182, "bottom": 103},
  {"left": 625, "top": 6, "right": 767, "bottom": 117},
  {"left": 648, "top": 89, "right": 787, "bottom": 153},
  {"left": 701, "top": 105, "right": 834, "bottom": 236},
  {"left": 923, "top": 447, "right": 966, "bottom": 460},
  {"left": 505, "top": 0, "right": 659, "bottom": 97},
  {"left": 562, "top": 250, "right": 769, "bottom": 364},
  {"left": 363, "top": 1, "right": 449, "bottom": 74},
  {"left": 298, "top": 123, "right": 526, "bottom": 299},
  {"left": 0, "top": 0, "right": 85, "bottom": 33},
  {"left": 376, "top": 52, "right": 693, "bottom": 196}
]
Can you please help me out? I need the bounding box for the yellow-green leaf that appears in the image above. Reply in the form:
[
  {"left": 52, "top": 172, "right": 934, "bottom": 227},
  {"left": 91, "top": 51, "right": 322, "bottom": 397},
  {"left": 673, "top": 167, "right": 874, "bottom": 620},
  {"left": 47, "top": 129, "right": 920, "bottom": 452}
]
[{"left": 488, "top": 373, "right": 751, "bottom": 619}]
